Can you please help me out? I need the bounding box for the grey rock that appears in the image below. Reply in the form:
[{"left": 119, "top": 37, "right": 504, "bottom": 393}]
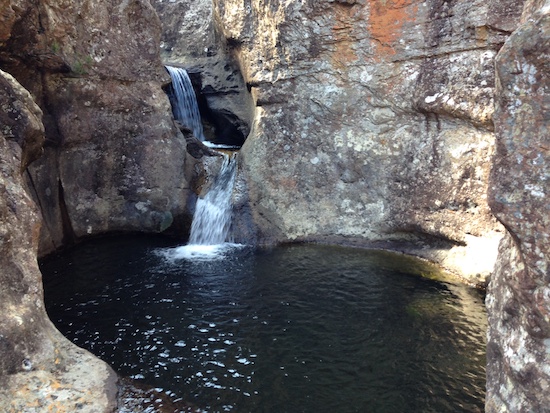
[
  {"left": 211, "top": 0, "right": 520, "bottom": 283},
  {"left": 0, "top": 0, "right": 197, "bottom": 255},
  {"left": 152, "top": 0, "right": 253, "bottom": 147},
  {"left": 0, "top": 69, "right": 117, "bottom": 413},
  {"left": 486, "top": 2, "right": 550, "bottom": 411}
]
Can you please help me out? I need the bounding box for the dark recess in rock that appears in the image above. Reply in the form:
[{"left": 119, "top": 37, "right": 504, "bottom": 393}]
[{"left": 164, "top": 70, "right": 247, "bottom": 147}]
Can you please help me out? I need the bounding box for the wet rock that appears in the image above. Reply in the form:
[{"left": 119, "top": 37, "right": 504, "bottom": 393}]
[
  {"left": 176, "top": 121, "right": 224, "bottom": 159},
  {"left": 486, "top": 2, "right": 550, "bottom": 411}
]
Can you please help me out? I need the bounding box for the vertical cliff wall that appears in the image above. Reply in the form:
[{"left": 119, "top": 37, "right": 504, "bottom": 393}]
[
  {"left": 486, "top": 1, "right": 550, "bottom": 411},
  {"left": 210, "top": 0, "right": 525, "bottom": 283},
  {"left": 0, "top": 69, "right": 117, "bottom": 412},
  {"left": 0, "top": 0, "right": 196, "bottom": 256},
  {"left": 1, "top": 0, "right": 547, "bottom": 410}
]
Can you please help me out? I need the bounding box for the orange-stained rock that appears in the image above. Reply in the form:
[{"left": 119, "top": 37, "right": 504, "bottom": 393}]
[
  {"left": 366, "top": 0, "right": 419, "bottom": 56},
  {"left": 210, "top": 0, "right": 525, "bottom": 283}
]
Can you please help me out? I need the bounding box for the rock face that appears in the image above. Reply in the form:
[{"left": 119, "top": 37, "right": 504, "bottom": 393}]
[
  {"left": 0, "top": 0, "right": 547, "bottom": 411},
  {"left": 152, "top": 0, "right": 253, "bottom": 147},
  {"left": 0, "top": 0, "right": 196, "bottom": 256},
  {"left": 486, "top": 1, "right": 550, "bottom": 411},
  {"left": 209, "top": 0, "right": 525, "bottom": 283},
  {"left": 1, "top": 0, "right": 199, "bottom": 410},
  {"left": 0, "top": 69, "right": 117, "bottom": 412}
]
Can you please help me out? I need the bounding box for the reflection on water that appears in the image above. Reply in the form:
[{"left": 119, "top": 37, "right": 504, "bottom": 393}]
[{"left": 41, "top": 236, "right": 486, "bottom": 413}]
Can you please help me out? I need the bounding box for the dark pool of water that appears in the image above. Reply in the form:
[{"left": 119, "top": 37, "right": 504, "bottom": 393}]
[{"left": 41, "top": 236, "right": 486, "bottom": 413}]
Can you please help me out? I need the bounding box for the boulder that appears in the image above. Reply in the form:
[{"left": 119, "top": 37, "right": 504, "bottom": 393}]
[{"left": 0, "top": 0, "right": 196, "bottom": 256}]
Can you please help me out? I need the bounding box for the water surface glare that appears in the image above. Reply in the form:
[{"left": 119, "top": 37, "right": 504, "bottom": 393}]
[{"left": 41, "top": 236, "right": 486, "bottom": 413}]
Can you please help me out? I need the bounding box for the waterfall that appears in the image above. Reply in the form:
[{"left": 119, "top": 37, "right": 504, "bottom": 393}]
[
  {"left": 161, "top": 154, "right": 240, "bottom": 261},
  {"left": 162, "top": 66, "right": 242, "bottom": 260},
  {"left": 189, "top": 154, "right": 237, "bottom": 245},
  {"left": 166, "top": 65, "right": 205, "bottom": 141}
]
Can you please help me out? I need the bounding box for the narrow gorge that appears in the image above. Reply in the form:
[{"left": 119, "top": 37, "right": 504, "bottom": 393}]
[{"left": 0, "top": 0, "right": 548, "bottom": 412}]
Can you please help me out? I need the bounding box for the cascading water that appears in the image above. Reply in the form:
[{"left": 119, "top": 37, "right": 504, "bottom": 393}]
[
  {"left": 166, "top": 65, "right": 205, "bottom": 141},
  {"left": 164, "top": 65, "right": 241, "bottom": 259},
  {"left": 165, "top": 153, "right": 240, "bottom": 260},
  {"left": 189, "top": 154, "right": 237, "bottom": 246}
]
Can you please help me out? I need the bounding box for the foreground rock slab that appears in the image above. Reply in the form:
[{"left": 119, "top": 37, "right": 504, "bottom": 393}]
[{"left": 3, "top": 341, "right": 117, "bottom": 413}]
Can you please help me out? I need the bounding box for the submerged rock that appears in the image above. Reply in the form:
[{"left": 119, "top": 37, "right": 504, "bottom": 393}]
[{"left": 177, "top": 122, "right": 224, "bottom": 159}]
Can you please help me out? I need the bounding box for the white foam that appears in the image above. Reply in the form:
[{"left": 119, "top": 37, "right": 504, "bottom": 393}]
[
  {"left": 203, "top": 141, "right": 241, "bottom": 150},
  {"left": 158, "top": 243, "right": 244, "bottom": 262}
]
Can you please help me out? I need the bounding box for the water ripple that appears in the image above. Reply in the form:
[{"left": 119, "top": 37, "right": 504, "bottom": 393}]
[{"left": 41, "top": 237, "right": 486, "bottom": 413}]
